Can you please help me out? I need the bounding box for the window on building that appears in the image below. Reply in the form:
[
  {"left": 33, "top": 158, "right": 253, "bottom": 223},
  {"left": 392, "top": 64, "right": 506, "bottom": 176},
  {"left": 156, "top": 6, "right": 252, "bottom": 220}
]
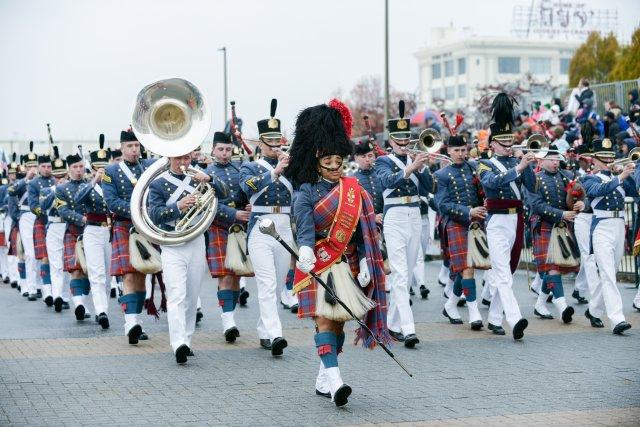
[
  {"left": 445, "top": 86, "right": 455, "bottom": 100},
  {"left": 432, "top": 63, "right": 441, "bottom": 79},
  {"left": 529, "top": 57, "right": 551, "bottom": 74},
  {"left": 431, "top": 88, "right": 442, "bottom": 99},
  {"left": 498, "top": 57, "right": 520, "bottom": 74},
  {"left": 458, "top": 58, "right": 466, "bottom": 74},
  {"left": 458, "top": 84, "right": 466, "bottom": 98},
  {"left": 444, "top": 60, "right": 454, "bottom": 77},
  {"left": 560, "top": 58, "right": 570, "bottom": 75}
]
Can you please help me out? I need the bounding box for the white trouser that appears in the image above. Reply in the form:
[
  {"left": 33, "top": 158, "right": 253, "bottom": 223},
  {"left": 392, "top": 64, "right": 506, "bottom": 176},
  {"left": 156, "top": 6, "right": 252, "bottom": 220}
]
[
  {"left": 84, "top": 225, "right": 112, "bottom": 315},
  {"left": 46, "top": 223, "right": 66, "bottom": 300},
  {"left": 0, "top": 246, "right": 7, "bottom": 278},
  {"left": 419, "top": 214, "right": 430, "bottom": 255},
  {"left": 574, "top": 213, "right": 600, "bottom": 304},
  {"left": 384, "top": 206, "right": 421, "bottom": 335},
  {"left": 248, "top": 214, "right": 295, "bottom": 340},
  {"left": 19, "top": 212, "right": 40, "bottom": 294},
  {"left": 4, "top": 216, "right": 18, "bottom": 283},
  {"left": 485, "top": 214, "right": 522, "bottom": 328},
  {"left": 161, "top": 234, "right": 207, "bottom": 352},
  {"left": 480, "top": 270, "right": 492, "bottom": 301},
  {"left": 427, "top": 207, "right": 440, "bottom": 255},
  {"left": 412, "top": 245, "right": 424, "bottom": 287},
  {"left": 592, "top": 218, "right": 626, "bottom": 326}
]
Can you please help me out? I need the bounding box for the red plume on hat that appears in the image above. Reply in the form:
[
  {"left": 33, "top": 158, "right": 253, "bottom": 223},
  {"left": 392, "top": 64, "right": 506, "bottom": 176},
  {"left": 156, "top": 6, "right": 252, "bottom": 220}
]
[{"left": 328, "top": 98, "right": 353, "bottom": 139}]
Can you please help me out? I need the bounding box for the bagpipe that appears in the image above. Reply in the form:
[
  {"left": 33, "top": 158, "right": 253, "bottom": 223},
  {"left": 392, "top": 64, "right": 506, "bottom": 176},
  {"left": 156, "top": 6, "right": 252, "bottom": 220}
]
[{"left": 224, "top": 223, "right": 254, "bottom": 276}]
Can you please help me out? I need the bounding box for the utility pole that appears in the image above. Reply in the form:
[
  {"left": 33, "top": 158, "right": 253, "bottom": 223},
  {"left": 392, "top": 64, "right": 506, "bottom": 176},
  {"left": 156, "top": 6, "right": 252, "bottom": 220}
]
[
  {"left": 218, "top": 47, "right": 228, "bottom": 125},
  {"left": 384, "top": 0, "right": 390, "bottom": 130}
]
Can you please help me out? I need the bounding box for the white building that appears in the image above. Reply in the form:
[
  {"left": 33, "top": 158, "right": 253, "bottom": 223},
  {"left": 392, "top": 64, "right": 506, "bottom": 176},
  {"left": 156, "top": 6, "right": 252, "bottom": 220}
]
[{"left": 415, "top": 27, "right": 581, "bottom": 110}]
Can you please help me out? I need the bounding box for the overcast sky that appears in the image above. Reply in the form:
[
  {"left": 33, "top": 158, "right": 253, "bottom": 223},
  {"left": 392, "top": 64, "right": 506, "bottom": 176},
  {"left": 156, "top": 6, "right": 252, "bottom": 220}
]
[{"left": 0, "top": 0, "right": 637, "bottom": 145}]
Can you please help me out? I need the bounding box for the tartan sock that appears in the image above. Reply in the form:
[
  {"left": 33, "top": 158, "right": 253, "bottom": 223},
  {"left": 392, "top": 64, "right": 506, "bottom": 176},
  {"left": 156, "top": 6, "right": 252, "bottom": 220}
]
[
  {"left": 81, "top": 278, "right": 91, "bottom": 295},
  {"left": 285, "top": 269, "right": 294, "bottom": 291},
  {"left": 135, "top": 291, "right": 147, "bottom": 313},
  {"left": 461, "top": 278, "right": 476, "bottom": 302},
  {"left": 546, "top": 274, "right": 564, "bottom": 299},
  {"left": 18, "top": 262, "right": 26, "bottom": 279},
  {"left": 119, "top": 293, "right": 139, "bottom": 314},
  {"left": 336, "top": 332, "right": 345, "bottom": 355},
  {"left": 232, "top": 291, "right": 240, "bottom": 306},
  {"left": 541, "top": 273, "right": 551, "bottom": 295},
  {"left": 452, "top": 274, "right": 463, "bottom": 297},
  {"left": 314, "top": 332, "right": 338, "bottom": 368},
  {"left": 70, "top": 278, "right": 90, "bottom": 297},
  {"left": 40, "top": 264, "right": 51, "bottom": 285},
  {"left": 217, "top": 290, "right": 236, "bottom": 313}
]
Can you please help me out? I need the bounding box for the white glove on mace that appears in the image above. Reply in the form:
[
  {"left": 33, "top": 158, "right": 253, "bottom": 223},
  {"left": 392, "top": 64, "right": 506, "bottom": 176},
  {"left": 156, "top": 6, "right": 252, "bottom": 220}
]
[
  {"left": 297, "top": 246, "right": 316, "bottom": 274},
  {"left": 357, "top": 258, "right": 371, "bottom": 287}
]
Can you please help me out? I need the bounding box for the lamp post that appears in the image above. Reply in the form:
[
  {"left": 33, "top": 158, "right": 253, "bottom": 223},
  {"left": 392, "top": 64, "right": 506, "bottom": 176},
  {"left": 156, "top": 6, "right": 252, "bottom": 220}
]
[
  {"left": 384, "top": 0, "right": 389, "bottom": 129},
  {"left": 218, "top": 46, "right": 228, "bottom": 125}
]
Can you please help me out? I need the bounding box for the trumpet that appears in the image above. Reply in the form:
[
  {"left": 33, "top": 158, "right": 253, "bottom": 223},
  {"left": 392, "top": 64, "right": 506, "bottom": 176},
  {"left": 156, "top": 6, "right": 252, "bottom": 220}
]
[
  {"left": 400, "top": 128, "right": 452, "bottom": 164},
  {"left": 609, "top": 147, "right": 640, "bottom": 169}
]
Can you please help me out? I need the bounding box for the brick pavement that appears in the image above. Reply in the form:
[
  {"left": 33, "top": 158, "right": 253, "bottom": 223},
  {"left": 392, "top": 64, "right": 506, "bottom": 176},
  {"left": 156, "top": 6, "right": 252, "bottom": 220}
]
[{"left": 0, "top": 261, "right": 639, "bottom": 425}]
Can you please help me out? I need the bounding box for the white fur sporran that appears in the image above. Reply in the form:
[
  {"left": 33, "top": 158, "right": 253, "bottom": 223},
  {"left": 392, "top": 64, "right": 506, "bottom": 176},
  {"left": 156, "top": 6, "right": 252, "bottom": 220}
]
[
  {"left": 315, "top": 260, "right": 375, "bottom": 322},
  {"left": 17, "top": 233, "right": 24, "bottom": 259},
  {"left": 224, "top": 224, "right": 253, "bottom": 275},
  {"left": 546, "top": 222, "right": 580, "bottom": 268},
  {"left": 466, "top": 222, "right": 491, "bottom": 269},
  {"left": 75, "top": 236, "right": 88, "bottom": 274},
  {"left": 129, "top": 230, "right": 162, "bottom": 274}
]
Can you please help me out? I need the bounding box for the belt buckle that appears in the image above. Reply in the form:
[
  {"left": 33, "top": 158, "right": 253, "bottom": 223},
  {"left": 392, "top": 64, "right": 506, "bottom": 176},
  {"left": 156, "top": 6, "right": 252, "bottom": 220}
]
[
  {"left": 508, "top": 207, "right": 516, "bottom": 214},
  {"left": 273, "top": 206, "right": 281, "bottom": 214},
  {"left": 101, "top": 221, "right": 108, "bottom": 227},
  {"left": 402, "top": 196, "right": 411, "bottom": 204}
]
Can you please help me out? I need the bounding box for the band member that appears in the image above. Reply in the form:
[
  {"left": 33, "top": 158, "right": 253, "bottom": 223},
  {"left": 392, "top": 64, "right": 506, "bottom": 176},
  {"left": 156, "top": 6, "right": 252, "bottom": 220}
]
[
  {"left": 286, "top": 100, "right": 389, "bottom": 407},
  {"left": 353, "top": 141, "right": 384, "bottom": 217},
  {"left": 478, "top": 93, "right": 536, "bottom": 339},
  {"left": 11, "top": 145, "right": 39, "bottom": 300},
  {"left": 28, "top": 148, "right": 55, "bottom": 305},
  {"left": 6, "top": 156, "right": 22, "bottom": 291},
  {"left": 375, "top": 100, "right": 433, "bottom": 348},
  {"left": 582, "top": 138, "right": 636, "bottom": 334},
  {"left": 41, "top": 149, "right": 71, "bottom": 312},
  {"left": 435, "top": 132, "right": 487, "bottom": 329},
  {"left": 524, "top": 145, "right": 581, "bottom": 323},
  {"left": 240, "top": 99, "right": 297, "bottom": 356},
  {"left": 148, "top": 152, "right": 228, "bottom": 364},
  {"left": 0, "top": 172, "right": 10, "bottom": 285},
  {"left": 205, "top": 132, "right": 252, "bottom": 342},
  {"left": 75, "top": 137, "right": 112, "bottom": 329},
  {"left": 102, "top": 129, "right": 155, "bottom": 344},
  {"left": 56, "top": 152, "right": 91, "bottom": 320}
]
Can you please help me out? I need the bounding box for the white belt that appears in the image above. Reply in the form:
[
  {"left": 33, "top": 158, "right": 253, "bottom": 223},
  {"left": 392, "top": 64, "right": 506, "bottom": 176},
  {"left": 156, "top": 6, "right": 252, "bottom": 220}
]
[
  {"left": 48, "top": 216, "right": 63, "bottom": 223},
  {"left": 384, "top": 195, "right": 420, "bottom": 206},
  {"left": 20, "top": 206, "right": 30, "bottom": 212},
  {"left": 593, "top": 209, "right": 625, "bottom": 219},
  {"left": 252, "top": 205, "right": 291, "bottom": 214}
]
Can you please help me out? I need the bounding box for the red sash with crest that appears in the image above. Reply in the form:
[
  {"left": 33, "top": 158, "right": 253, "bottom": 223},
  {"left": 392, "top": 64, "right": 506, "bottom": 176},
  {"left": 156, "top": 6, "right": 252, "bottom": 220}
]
[{"left": 293, "top": 176, "right": 363, "bottom": 294}]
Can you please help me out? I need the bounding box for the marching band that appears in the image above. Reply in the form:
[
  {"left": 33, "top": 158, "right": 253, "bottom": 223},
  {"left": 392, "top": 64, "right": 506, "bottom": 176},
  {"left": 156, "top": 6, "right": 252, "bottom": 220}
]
[{"left": 2, "top": 84, "right": 640, "bottom": 409}]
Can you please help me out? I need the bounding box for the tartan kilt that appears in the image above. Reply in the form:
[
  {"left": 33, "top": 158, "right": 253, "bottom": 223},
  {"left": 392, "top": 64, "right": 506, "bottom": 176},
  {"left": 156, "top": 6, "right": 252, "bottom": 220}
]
[
  {"left": 206, "top": 224, "right": 233, "bottom": 277},
  {"left": 0, "top": 230, "right": 6, "bottom": 247},
  {"left": 63, "top": 224, "right": 83, "bottom": 272},
  {"left": 298, "top": 245, "right": 359, "bottom": 319},
  {"left": 532, "top": 221, "right": 579, "bottom": 274},
  {"left": 111, "top": 220, "right": 138, "bottom": 276},
  {"left": 33, "top": 217, "right": 48, "bottom": 259},
  {"left": 445, "top": 221, "right": 469, "bottom": 274},
  {"left": 8, "top": 224, "right": 19, "bottom": 256}
]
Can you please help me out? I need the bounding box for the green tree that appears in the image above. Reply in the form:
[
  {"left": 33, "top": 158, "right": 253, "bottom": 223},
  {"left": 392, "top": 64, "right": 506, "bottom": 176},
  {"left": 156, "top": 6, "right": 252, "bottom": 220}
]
[
  {"left": 568, "top": 32, "right": 620, "bottom": 86},
  {"left": 609, "top": 28, "right": 640, "bottom": 81}
]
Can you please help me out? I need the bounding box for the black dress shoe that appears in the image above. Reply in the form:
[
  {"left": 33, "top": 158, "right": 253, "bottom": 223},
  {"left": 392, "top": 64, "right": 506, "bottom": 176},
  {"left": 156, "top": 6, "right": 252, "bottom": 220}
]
[
  {"left": 482, "top": 298, "right": 491, "bottom": 306},
  {"left": 271, "top": 337, "right": 288, "bottom": 356},
  {"left": 290, "top": 304, "right": 299, "bottom": 314},
  {"left": 75, "top": 305, "right": 86, "bottom": 321},
  {"left": 613, "top": 321, "right": 631, "bottom": 335},
  {"left": 585, "top": 310, "right": 604, "bottom": 328},
  {"left": 97, "top": 313, "right": 110, "bottom": 330},
  {"left": 315, "top": 389, "right": 331, "bottom": 398},
  {"left": 534, "top": 309, "right": 554, "bottom": 320},
  {"left": 333, "top": 383, "right": 352, "bottom": 407},
  {"left": 36, "top": 289, "right": 42, "bottom": 298},
  {"left": 404, "top": 334, "right": 419, "bottom": 349},
  {"left": 196, "top": 309, "right": 203, "bottom": 324},
  {"left": 419, "top": 285, "right": 430, "bottom": 299},
  {"left": 127, "top": 325, "right": 143, "bottom": 345},
  {"left": 512, "top": 318, "right": 528, "bottom": 340},
  {"left": 259, "top": 339, "right": 272, "bottom": 350},
  {"left": 175, "top": 344, "right": 190, "bottom": 364},
  {"left": 409, "top": 298, "right": 413, "bottom": 306},
  {"left": 442, "top": 308, "right": 463, "bottom": 324},
  {"left": 139, "top": 332, "right": 149, "bottom": 341},
  {"left": 572, "top": 289, "right": 588, "bottom": 304},
  {"left": 28, "top": 294, "right": 37, "bottom": 301},
  {"left": 188, "top": 349, "right": 195, "bottom": 357},
  {"left": 239, "top": 289, "right": 249, "bottom": 306},
  {"left": 110, "top": 288, "right": 117, "bottom": 299},
  {"left": 2, "top": 276, "right": 9, "bottom": 284},
  {"left": 389, "top": 330, "right": 405, "bottom": 341},
  {"left": 10, "top": 281, "right": 17, "bottom": 288},
  {"left": 17, "top": 285, "right": 21, "bottom": 292},
  {"left": 409, "top": 287, "right": 415, "bottom": 296},
  {"left": 54, "top": 297, "right": 63, "bottom": 312},
  {"left": 457, "top": 299, "right": 466, "bottom": 307},
  {"left": 280, "top": 302, "right": 291, "bottom": 310},
  {"left": 633, "top": 303, "right": 640, "bottom": 312},
  {"left": 561, "top": 306, "right": 574, "bottom": 324},
  {"left": 224, "top": 327, "right": 240, "bottom": 343},
  {"left": 84, "top": 313, "right": 91, "bottom": 319},
  {"left": 488, "top": 323, "right": 505, "bottom": 335},
  {"left": 22, "top": 291, "right": 28, "bottom": 297},
  {"left": 470, "top": 320, "right": 483, "bottom": 331},
  {"left": 62, "top": 301, "right": 70, "bottom": 310},
  {"left": 44, "top": 296, "right": 53, "bottom": 307}
]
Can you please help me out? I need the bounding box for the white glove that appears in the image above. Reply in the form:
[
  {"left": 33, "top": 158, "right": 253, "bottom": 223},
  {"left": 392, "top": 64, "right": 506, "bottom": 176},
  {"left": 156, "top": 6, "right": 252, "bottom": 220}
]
[
  {"left": 297, "top": 246, "right": 316, "bottom": 274},
  {"left": 357, "top": 258, "right": 370, "bottom": 287}
]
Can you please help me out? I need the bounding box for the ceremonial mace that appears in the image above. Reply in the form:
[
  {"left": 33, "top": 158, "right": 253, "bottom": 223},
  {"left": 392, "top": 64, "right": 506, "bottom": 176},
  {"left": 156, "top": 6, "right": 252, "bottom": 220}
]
[{"left": 258, "top": 218, "right": 413, "bottom": 377}]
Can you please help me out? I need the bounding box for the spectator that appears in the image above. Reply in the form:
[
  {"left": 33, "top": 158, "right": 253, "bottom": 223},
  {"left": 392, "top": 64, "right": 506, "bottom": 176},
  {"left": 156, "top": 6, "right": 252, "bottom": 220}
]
[
  {"left": 588, "top": 111, "right": 604, "bottom": 137},
  {"left": 628, "top": 89, "right": 639, "bottom": 115},
  {"left": 604, "top": 111, "right": 621, "bottom": 138},
  {"left": 552, "top": 126, "right": 570, "bottom": 153}
]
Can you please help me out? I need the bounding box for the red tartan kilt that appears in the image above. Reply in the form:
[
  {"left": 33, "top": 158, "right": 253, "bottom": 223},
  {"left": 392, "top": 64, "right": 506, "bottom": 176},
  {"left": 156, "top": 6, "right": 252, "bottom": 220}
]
[
  {"left": 33, "top": 218, "right": 48, "bottom": 259},
  {"left": 0, "top": 231, "right": 6, "bottom": 247},
  {"left": 206, "top": 224, "right": 233, "bottom": 277},
  {"left": 532, "top": 221, "right": 579, "bottom": 273},
  {"left": 446, "top": 221, "right": 470, "bottom": 274},
  {"left": 111, "top": 220, "right": 137, "bottom": 276},
  {"left": 8, "top": 225, "right": 19, "bottom": 256},
  {"left": 63, "top": 224, "right": 83, "bottom": 272}
]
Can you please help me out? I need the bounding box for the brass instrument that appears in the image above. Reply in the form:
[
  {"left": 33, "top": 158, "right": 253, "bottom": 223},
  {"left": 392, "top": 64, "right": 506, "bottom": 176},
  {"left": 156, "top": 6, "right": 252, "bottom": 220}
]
[
  {"left": 130, "top": 78, "right": 218, "bottom": 246},
  {"left": 609, "top": 147, "right": 640, "bottom": 169},
  {"left": 511, "top": 134, "right": 561, "bottom": 156},
  {"left": 402, "top": 128, "right": 452, "bottom": 164}
]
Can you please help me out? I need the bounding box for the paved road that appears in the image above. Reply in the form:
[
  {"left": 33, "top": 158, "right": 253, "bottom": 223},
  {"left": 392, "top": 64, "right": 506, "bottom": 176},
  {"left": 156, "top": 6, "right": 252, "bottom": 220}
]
[{"left": 1, "top": 262, "right": 639, "bottom": 426}]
